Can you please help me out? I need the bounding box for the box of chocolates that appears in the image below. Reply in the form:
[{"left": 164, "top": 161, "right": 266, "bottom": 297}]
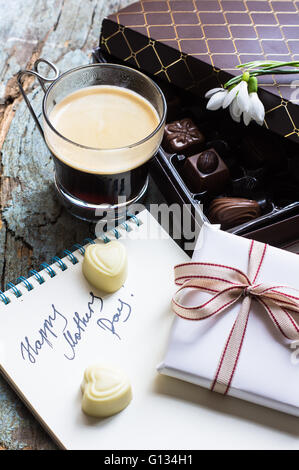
[
  {"left": 96, "top": 0, "right": 299, "bottom": 246},
  {"left": 150, "top": 97, "right": 299, "bottom": 241},
  {"left": 100, "top": 0, "right": 299, "bottom": 142}
]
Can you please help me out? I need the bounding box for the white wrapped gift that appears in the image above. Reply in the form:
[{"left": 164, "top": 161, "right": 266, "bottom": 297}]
[{"left": 158, "top": 224, "right": 299, "bottom": 416}]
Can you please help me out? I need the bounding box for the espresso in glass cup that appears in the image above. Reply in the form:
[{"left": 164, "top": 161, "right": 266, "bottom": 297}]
[{"left": 18, "top": 61, "right": 166, "bottom": 222}]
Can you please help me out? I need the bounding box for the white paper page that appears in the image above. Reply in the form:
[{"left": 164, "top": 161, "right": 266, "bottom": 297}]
[
  {"left": 2, "top": 212, "right": 299, "bottom": 451},
  {"left": 0, "top": 209, "right": 194, "bottom": 450}
]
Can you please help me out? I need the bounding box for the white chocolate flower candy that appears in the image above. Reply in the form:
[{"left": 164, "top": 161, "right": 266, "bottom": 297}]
[
  {"left": 81, "top": 365, "right": 132, "bottom": 418},
  {"left": 82, "top": 241, "right": 127, "bottom": 293}
]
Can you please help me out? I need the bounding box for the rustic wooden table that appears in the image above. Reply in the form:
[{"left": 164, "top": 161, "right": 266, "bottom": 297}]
[{"left": 0, "top": 0, "right": 160, "bottom": 450}]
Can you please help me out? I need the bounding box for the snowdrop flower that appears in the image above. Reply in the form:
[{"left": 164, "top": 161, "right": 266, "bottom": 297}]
[
  {"left": 206, "top": 81, "right": 250, "bottom": 115},
  {"left": 236, "top": 80, "right": 250, "bottom": 113},
  {"left": 205, "top": 87, "right": 224, "bottom": 99},
  {"left": 205, "top": 75, "right": 265, "bottom": 126},
  {"left": 242, "top": 77, "right": 265, "bottom": 126},
  {"left": 205, "top": 88, "right": 228, "bottom": 110},
  {"left": 229, "top": 98, "right": 242, "bottom": 122},
  {"left": 222, "top": 80, "right": 250, "bottom": 112},
  {"left": 243, "top": 91, "right": 265, "bottom": 126}
]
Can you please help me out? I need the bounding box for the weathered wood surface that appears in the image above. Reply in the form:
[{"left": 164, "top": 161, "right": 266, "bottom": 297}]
[{"left": 0, "top": 0, "right": 136, "bottom": 450}]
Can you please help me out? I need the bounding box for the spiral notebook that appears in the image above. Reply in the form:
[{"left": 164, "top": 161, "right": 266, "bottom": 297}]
[
  {"left": 0, "top": 209, "right": 211, "bottom": 450},
  {"left": 2, "top": 210, "right": 299, "bottom": 450}
]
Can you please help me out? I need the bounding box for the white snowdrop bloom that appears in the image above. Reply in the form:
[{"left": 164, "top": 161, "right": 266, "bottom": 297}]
[
  {"left": 204, "top": 87, "right": 224, "bottom": 99},
  {"left": 236, "top": 80, "right": 250, "bottom": 113},
  {"left": 248, "top": 92, "right": 265, "bottom": 125},
  {"left": 206, "top": 80, "right": 250, "bottom": 115},
  {"left": 243, "top": 109, "right": 252, "bottom": 126},
  {"left": 206, "top": 89, "right": 228, "bottom": 110},
  {"left": 222, "top": 82, "right": 242, "bottom": 109},
  {"left": 243, "top": 92, "right": 265, "bottom": 126},
  {"left": 229, "top": 98, "right": 242, "bottom": 122},
  {"left": 205, "top": 78, "right": 265, "bottom": 126}
]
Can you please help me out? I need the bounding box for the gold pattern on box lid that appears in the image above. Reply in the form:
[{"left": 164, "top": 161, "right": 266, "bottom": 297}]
[{"left": 101, "top": 0, "right": 299, "bottom": 142}]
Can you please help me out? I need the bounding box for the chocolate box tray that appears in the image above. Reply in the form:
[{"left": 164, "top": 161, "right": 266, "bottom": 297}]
[
  {"left": 93, "top": 46, "right": 299, "bottom": 245},
  {"left": 244, "top": 214, "right": 299, "bottom": 246}
]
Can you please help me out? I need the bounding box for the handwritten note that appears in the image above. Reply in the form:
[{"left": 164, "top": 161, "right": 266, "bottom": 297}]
[
  {"left": 20, "top": 292, "right": 134, "bottom": 364},
  {"left": 97, "top": 298, "right": 132, "bottom": 340}
]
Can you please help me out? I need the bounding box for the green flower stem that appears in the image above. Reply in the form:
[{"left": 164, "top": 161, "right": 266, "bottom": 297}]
[
  {"left": 237, "top": 61, "right": 299, "bottom": 70},
  {"left": 248, "top": 76, "right": 258, "bottom": 93},
  {"left": 224, "top": 66, "right": 299, "bottom": 89},
  {"left": 251, "top": 69, "right": 299, "bottom": 75},
  {"left": 224, "top": 75, "right": 247, "bottom": 88},
  {"left": 252, "top": 64, "right": 299, "bottom": 72}
]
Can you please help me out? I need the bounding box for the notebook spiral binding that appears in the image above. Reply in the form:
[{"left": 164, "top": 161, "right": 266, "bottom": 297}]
[{"left": 0, "top": 214, "right": 141, "bottom": 306}]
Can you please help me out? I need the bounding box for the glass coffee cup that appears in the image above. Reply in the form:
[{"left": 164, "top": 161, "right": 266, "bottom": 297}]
[{"left": 18, "top": 60, "right": 167, "bottom": 222}]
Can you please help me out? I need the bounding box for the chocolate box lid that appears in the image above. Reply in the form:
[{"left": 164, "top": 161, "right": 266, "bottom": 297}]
[{"left": 100, "top": 0, "right": 299, "bottom": 143}]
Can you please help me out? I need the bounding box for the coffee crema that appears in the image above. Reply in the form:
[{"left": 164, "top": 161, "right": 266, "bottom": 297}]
[{"left": 45, "top": 85, "right": 161, "bottom": 174}]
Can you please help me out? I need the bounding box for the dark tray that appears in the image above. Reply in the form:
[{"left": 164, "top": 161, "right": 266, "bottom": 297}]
[
  {"left": 244, "top": 214, "right": 299, "bottom": 246},
  {"left": 93, "top": 46, "right": 299, "bottom": 245}
]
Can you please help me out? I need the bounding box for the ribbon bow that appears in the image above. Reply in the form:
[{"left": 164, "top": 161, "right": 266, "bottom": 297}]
[{"left": 172, "top": 240, "right": 299, "bottom": 395}]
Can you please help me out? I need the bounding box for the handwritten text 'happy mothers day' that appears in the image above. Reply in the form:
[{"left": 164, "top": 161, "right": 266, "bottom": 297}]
[{"left": 20, "top": 292, "right": 133, "bottom": 364}]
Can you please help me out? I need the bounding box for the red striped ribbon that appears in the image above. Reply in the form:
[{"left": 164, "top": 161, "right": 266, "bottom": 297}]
[{"left": 172, "top": 240, "right": 299, "bottom": 394}]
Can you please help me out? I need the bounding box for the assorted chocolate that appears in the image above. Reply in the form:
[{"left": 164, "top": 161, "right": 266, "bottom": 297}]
[
  {"left": 240, "top": 126, "right": 286, "bottom": 171},
  {"left": 182, "top": 149, "right": 229, "bottom": 194},
  {"left": 163, "top": 118, "right": 205, "bottom": 156},
  {"left": 158, "top": 88, "right": 299, "bottom": 233},
  {"left": 208, "top": 198, "right": 262, "bottom": 230},
  {"left": 93, "top": 47, "right": 299, "bottom": 236}
]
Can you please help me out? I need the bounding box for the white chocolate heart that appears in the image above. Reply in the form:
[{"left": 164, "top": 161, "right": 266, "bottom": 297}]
[
  {"left": 81, "top": 364, "right": 132, "bottom": 418},
  {"left": 82, "top": 241, "right": 127, "bottom": 293}
]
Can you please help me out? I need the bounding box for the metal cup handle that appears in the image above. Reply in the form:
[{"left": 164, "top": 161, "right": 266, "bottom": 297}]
[{"left": 17, "top": 58, "right": 60, "bottom": 138}]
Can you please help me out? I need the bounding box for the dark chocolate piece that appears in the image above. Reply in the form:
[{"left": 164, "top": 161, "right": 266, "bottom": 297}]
[
  {"left": 232, "top": 176, "right": 259, "bottom": 198},
  {"left": 197, "top": 150, "right": 218, "bottom": 174},
  {"left": 241, "top": 126, "right": 284, "bottom": 171},
  {"left": 163, "top": 118, "right": 205, "bottom": 156},
  {"left": 208, "top": 197, "right": 262, "bottom": 230},
  {"left": 182, "top": 148, "right": 229, "bottom": 194}
]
